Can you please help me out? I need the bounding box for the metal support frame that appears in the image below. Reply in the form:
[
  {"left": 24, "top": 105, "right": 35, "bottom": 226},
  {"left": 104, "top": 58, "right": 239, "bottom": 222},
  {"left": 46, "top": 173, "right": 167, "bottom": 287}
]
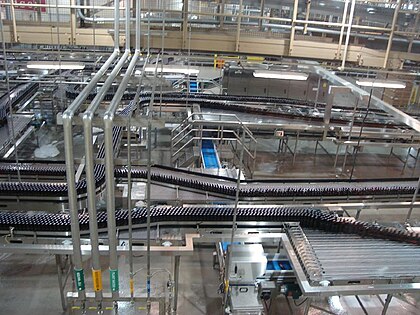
[{"left": 383, "top": 0, "right": 402, "bottom": 69}]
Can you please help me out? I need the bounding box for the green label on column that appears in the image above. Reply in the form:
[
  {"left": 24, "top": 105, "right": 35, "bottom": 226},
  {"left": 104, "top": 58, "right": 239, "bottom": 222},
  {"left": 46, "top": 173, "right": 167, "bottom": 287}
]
[
  {"left": 110, "top": 269, "right": 119, "bottom": 292},
  {"left": 74, "top": 269, "right": 85, "bottom": 291}
]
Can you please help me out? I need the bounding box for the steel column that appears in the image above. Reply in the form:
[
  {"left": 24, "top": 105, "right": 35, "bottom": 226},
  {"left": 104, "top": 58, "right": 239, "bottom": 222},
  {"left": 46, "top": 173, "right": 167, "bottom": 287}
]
[
  {"left": 173, "top": 256, "right": 180, "bottom": 313},
  {"left": 235, "top": 0, "right": 243, "bottom": 52},
  {"left": 341, "top": 0, "right": 356, "bottom": 69},
  {"left": 289, "top": 0, "right": 299, "bottom": 55},
  {"left": 182, "top": 0, "right": 189, "bottom": 49},
  {"left": 383, "top": 0, "right": 402, "bottom": 68},
  {"left": 258, "top": 0, "right": 265, "bottom": 31},
  {"left": 303, "top": 0, "right": 312, "bottom": 35},
  {"left": 9, "top": 0, "right": 18, "bottom": 42},
  {"left": 70, "top": 0, "right": 77, "bottom": 44},
  {"left": 336, "top": 0, "right": 350, "bottom": 59}
]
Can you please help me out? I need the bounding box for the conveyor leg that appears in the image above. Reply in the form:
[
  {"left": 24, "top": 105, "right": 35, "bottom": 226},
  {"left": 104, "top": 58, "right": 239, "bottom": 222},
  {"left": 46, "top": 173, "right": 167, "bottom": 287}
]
[
  {"left": 355, "top": 295, "right": 368, "bottom": 315},
  {"left": 173, "top": 256, "right": 181, "bottom": 314},
  {"left": 303, "top": 298, "right": 312, "bottom": 315},
  {"left": 334, "top": 143, "right": 340, "bottom": 169},
  {"left": 411, "top": 147, "right": 420, "bottom": 176},
  {"left": 381, "top": 294, "right": 393, "bottom": 315},
  {"left": 402, "top": 147, "right": 411, "bottom": 174},
  {"left": 56, "top": 254, "right": 67, "bottom": 312}
]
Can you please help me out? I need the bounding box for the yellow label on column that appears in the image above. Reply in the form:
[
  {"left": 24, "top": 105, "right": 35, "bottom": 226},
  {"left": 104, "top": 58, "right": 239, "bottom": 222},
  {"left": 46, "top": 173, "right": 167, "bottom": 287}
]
[
  {"left": 92, "top": 269, "right": 103, "bottom": 291},
  {"left": 130, "top": 279, "right": 134, "bottom": 294}
]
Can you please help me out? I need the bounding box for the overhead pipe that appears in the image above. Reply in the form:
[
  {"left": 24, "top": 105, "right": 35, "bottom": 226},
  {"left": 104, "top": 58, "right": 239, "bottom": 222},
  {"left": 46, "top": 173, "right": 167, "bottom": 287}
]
[
  {"left": 102, "top": 0, "right": 142, "bottom": 303},
  {"left": 80, "top": 0, "right": 130, "bottom": 306},
  {"left": 61, "top": 0, "right": 121, "bottom": 304}
]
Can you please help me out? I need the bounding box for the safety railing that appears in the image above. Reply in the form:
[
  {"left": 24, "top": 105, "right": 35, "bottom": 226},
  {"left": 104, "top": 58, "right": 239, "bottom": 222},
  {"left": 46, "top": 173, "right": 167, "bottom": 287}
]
[{"left": 170, "top": 112, "right": 257, "bottom": 177}]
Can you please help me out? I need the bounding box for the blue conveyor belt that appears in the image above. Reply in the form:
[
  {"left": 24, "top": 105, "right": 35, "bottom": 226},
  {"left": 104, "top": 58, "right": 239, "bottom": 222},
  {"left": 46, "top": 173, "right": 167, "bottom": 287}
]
[{"left": 202, "top": 140, "right": 221, "bottom": 169}]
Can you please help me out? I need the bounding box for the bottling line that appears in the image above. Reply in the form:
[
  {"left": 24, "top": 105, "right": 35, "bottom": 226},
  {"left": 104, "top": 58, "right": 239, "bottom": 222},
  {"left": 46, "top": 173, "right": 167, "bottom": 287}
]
[{"left": 1, "top": 0, "right": 420, "bottom": 314}]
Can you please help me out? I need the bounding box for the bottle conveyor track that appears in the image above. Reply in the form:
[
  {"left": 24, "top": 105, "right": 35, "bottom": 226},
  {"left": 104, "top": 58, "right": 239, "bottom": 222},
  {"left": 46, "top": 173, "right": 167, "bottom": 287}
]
[
  {"left": 0, "top": 163, "right": 417, "bottom": 198},
  {"left": 64, "top": 91, "right": 406, "bottom": 129},
  {"left": 0, "top": 206, "right": 419, "bottom": 246}
]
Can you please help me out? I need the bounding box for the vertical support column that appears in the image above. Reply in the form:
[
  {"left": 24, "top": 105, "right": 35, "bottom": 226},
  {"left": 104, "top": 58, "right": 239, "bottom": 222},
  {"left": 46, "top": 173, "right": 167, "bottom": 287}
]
[
  {"left": 173, "top": 256, "right": 181, "bottom": 314},
  {"left": 292, "top": 131, "right": 299, "bottom": 166},
  {"left": 383, "top": 0, "right": 402, "bottom": 69},
  {"left": 408, "top": 12, "right": 419, "bottom": 53},
  {"left": 70, "top": 0, "right": 77, "bottom": 45},
  {"left": 303, "top": 0, "right": 311, "bottom": 35},
  {"left": 258, "top": 0, "right": 265, "bottom": 31},
  {"left": 10, "top": 0, "right": 18, "bottom": 42},
  {"left": 336, "top": 0, "right": 350, "bottom": 59},
  {"left": 303, "top": 298, "right": 312, "bottom": 315},
  {"left": 235, "top": 0, "right": 243, "bottom": 52},
  {"left": 219, "top": 0, "right": 225, "bottom": 28},
  {"left": 341, "top": 0, "right": 356, "bottom": 69},
  {"left": 182, "top": 0, "right": 189, "bottom": 49},
  {"left": 289, "top": 0, "right": 299, "bottom": 55},
  {"left": 56, "top": 255, "right": 67, "bottom": 312}
]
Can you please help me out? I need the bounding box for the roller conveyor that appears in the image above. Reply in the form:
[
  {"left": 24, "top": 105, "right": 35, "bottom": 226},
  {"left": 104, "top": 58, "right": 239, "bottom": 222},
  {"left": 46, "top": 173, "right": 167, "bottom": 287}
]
[
  {"left": 0, "top": 206, "right": 419, "bottom": 246},
  {"left": 294, "top": 227, "right": 420, "bottom": 282}
]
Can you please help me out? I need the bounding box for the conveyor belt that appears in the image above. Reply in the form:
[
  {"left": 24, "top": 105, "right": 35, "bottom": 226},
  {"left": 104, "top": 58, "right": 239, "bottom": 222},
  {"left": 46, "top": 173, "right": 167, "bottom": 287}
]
[
  {"left": 294, "top": 227, "right": 420, "bottom": 282},
  {"left": 0, "top": 82, "right": 38, "bottom": 123},
  {"left": 64, "top": 91, "right": 404, "bottom": 129},
  {"left": 0, "top": 163, "right": 417, "bottom": 198},
  {"left": 0, "top": 206, "right": 419, "bottom": 245},
  {"left": 0, "top": 115, "right": 32, "bottom": 154}
]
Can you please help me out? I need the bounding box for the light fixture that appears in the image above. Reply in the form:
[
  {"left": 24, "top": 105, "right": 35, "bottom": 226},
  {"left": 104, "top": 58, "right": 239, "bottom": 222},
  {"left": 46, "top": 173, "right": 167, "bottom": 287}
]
[
  {"left": 144, "top": 66, "right": 199, "bottom": 75},
  {"left": 27, "top": 61, "right": 85, "bottom": 70},
  {"left": 253, "top": 70, "right": 309, "bottom": 81},
  {"left": 356, "top": 79, "right": 406, "bottom": 89}
]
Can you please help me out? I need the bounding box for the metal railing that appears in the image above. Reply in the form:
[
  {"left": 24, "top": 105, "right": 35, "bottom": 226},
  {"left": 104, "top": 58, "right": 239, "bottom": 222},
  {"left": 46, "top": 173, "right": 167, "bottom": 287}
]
[{"left": 170, "top": 112, "right": 257, "bottom": 177}]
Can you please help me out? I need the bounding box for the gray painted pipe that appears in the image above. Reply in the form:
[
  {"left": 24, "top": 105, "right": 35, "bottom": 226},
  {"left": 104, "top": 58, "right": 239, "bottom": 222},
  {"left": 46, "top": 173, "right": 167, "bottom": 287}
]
[
  {"left": 99, "top": 0, "right": 134, "bottom": 301},
  {"left": 103, "top": 49, "right": 141, "bottom": 297},
  {"left": 102, "top": 0, "right": 144, "bottom": 296},
  {"left": 62, "top": 1, "right": 120, "bottom": 300},
  {"left": 79, "top": 0, "right": 129, "bottom": 303},
  {"left": 81, "top": 48, "right": 129, "bottom": 302}
]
